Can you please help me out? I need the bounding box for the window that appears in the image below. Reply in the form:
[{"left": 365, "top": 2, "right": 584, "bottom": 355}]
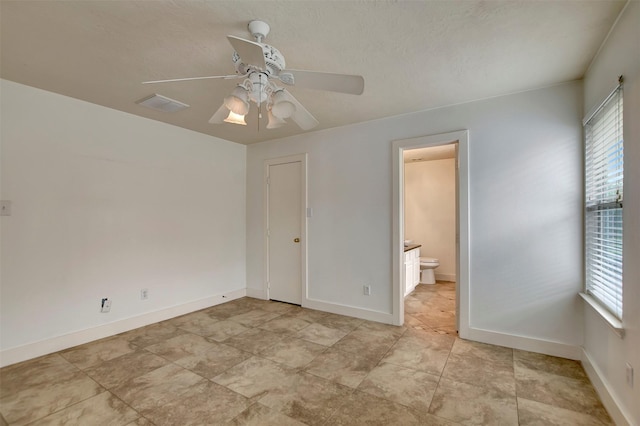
[{"left": 584, "top": 80, "right": 623, "bottom": 320}]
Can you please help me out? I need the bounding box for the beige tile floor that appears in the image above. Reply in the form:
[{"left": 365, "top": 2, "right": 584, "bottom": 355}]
[{"left": 0, "top": 282, "right": 612, "bottom": 425}]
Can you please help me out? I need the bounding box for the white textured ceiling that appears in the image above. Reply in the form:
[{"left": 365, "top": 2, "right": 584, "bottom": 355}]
[{"left": 0, "top": 0, "right": 626, "bottom": 145}]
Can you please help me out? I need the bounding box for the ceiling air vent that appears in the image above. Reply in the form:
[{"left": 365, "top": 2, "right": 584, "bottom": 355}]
[{"left": 136, "top": 94, "right": 189, "bottom": 112}]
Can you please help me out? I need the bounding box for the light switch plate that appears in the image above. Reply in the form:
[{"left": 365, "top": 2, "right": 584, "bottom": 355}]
[{"left": 1, "top": 200, "right": 11, "bottom": 216}]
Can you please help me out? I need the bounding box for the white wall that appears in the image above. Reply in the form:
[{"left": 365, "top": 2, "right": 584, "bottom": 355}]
[
  {"left": 247, "top": 80, "right": 584, "bottom": 348},
  {"left": 404, "top": 158, "right": 456, "bottom": 281},
  {"left": 0, "top": 80, "right": 246, "bottom": 364},
  {"left": 582, "top": 2, "right": 640, "bottom": 424}
]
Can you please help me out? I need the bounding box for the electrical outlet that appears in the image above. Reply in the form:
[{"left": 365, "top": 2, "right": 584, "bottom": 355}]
[
  {"left": 363, "top": 285, "right": 371, "bottom": 296},
  {"left": 626, "top": 363, "right": 634, "bottom": 388},
  {"left": 100, "top": 298, "right": 111, "bottom": 313},
  {"left": 141, "top": 288, "right": 149, "bottom": 300}
]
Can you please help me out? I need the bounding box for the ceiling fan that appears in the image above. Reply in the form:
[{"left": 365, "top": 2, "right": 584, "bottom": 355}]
[{"left": 143, "top": 20, "right": 364, "bottom": 130}]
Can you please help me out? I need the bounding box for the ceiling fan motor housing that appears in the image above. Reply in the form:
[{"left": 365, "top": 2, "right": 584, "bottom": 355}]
[{"left": 231, "top": 44, "right": 285, "bottom": 77}]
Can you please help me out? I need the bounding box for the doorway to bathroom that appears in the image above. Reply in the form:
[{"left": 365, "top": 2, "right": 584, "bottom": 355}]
[
  {"left": 404, "top": 144, "right": 457, "bottom": 333},
  {"left": 392, "top": 130, "right": 470, "bottom": 338}
]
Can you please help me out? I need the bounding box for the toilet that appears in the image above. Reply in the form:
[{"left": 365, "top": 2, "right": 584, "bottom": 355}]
[{"left": 420, "top": 257, "right": 440, "bottom": 284}]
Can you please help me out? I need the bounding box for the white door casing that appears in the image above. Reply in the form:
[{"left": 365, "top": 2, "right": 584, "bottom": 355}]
[
  {"left": 392, "top": 130, "right": 469, "bottom": 338},
  {"left": 264, "top": 154, "right": 307, "bottom": 305}
]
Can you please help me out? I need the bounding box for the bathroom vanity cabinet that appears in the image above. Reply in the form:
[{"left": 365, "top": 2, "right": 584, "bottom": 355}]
[{"left": 404, "top": 244, "right": 421, "bottom": 297}]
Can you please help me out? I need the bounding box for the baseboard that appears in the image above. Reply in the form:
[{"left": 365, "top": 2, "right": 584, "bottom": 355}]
[
  {"left": 465, "top": 326, "right": 583, "bottom": 360},
  {"left": 303, "top": 298, "right": 394, "bottom": 324},
  {"left": 246, "top": 287, "right": 267, "bottom": 299},
  {"left": 435, "top": 273, "right": 456, "bottom": 282},
  {"left": 582, "top": 349, "right": 633, "bottom": 426},
  {"left": 0, "top": 288, "right": 247, "bottom": 367}
]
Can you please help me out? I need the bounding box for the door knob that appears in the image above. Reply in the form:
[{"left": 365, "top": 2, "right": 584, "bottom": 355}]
[{"left": 294, "top": 238, "right": 300, "bottom": 243}]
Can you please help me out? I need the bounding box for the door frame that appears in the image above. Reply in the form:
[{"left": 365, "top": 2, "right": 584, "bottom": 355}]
[
  {"left": 264, "top": 154, "right": 308, "bottom": 303},
  {"left": 392, "top": 130, "right": 470, "bottom": 338}
]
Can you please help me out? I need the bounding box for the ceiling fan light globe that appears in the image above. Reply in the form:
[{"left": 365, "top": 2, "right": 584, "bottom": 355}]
[
  {"left": 224, "top": 95, "right": 250, "bottom": 115},
  {"left": 272, "top": 100, "right": 295, "bottom": 119},
  {"left": 223, "top": 110, "right": 247, "bottom": 125},
  {"left": 267, "top": 109, "right": 286, "bottom": 129}
]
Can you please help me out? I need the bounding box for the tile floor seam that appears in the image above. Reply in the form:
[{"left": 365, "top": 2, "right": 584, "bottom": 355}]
[{"left": 20, "top": 386, "right": 109, "bottom": 426}]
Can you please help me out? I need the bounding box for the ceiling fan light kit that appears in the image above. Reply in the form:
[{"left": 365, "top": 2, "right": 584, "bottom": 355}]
[
  {"left": 267, "top": 109, "right": 286, "bottom": 129},
  {"left": 223, "top": 110, "right": 247, "bottom": 126},
  {"left": 142, "top": 20, "right": 364, "bottom": 131}
]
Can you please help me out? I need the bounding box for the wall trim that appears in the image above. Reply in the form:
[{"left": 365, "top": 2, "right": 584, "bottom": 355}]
[
  {"left": 246, "top": 287, "right": 267, "bottom": 299},
  {"left": 0, "top": 288, "right": 247, "bottom": 367},
  {"left": 465, "top": 326, "right": 582, "bottom": 360},
  {"left": 434, "top": 273, "right": 456, "bottom": 282},
  {"left": 303, "top": 298, "right": 394, "bottom": 324},
  {"left": 582, "top": 348, "right": 633, "bottom": 426}
]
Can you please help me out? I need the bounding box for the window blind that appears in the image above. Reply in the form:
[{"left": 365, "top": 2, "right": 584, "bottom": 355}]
[{"left": 584, "top": 83, "right": 623, "bottom": 319}]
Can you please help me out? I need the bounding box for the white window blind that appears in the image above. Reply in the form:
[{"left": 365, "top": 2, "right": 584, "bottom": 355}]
[{"left": 584, "top": 82, "right": 623, "bottom": 319}]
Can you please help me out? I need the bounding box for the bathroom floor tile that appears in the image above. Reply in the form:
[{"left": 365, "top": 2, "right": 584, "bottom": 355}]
[
  {"left": 32, "top": 391, "right": 139, "bottom": 426},
  {"left": 228, "top": 403, "right": 308, "bottom": 426},
  {"left": 118, "top": 321, "right": 187, "bottom": 348},
  {"left": 257, "top": 371, "right": 353, "bottom": 426},
  {"left": 213, "top": 356, "right": 295, "bottom": 399},
  {"left": 513, "top": 349, "right": 588, "bottom": 381},
  {"left": 111, "top": 363, "right": 206, "bottom": 414},
  {"left": 257, "top": 315, "right": 313, "bottom": 335},
  {"left": 224, "top": 328, "right": 286, "bottom": 354},
  {"left": 142, "top": 380, "right": 250, "bottom": 426},
  {"left": 169, "top": 311, "right": 223, "bottom": 336},
  {"left": 382, "top": 328, "right": 454, "bottom": 376},
  {"left": 0, "top": 354, "right": 78, "bottom": 398},
  {"left": 515, "top": 364, "right": 611, "bottom": 423},
  {"left": 0, "top": 368, "right": 102, "bottom": 425},
  {"left": 326, "top": 390, "right": 428, "bottom": 426},
  {"left": 517, "top": 397, "right": 612, "bottom": 426},
  {"left": 203, "top": 319, "right": 250, "bottom": 342},
  {"left": 259, "top": 337, "right": 327, "bottom": 368},
  {"left": 357, "top": 362, "right": 440, "bottom": 412},
  {"left": 295, "top": 323, "right": 348, "bottom": 346},
  {"left": 204, "top": 300, "right": 254, "bottom": 319},
  {"left": 429, "top": 378, "right": 519, "bottom": 425},
  {"left": 0, "top": 293, "right": 614, "bottom": 426},
  {"left": 249, "top": 299, "right": 298, "bottom": 314},
  {"left": 442, "top": 339, "right": 515, "bottom": 394},
  {"left": 146, "top": 333, "right": 251, "bottom": 378},
  {"left": 304, "top": 347, "right": 380, "bottom": 388},
  {"left": 332, "top": 328, "right": 399, "bottom": 360},
  {"left": 84, "top": 348, "right": 170, "bottom": 389},
  {"left": 60, "top": 335, "right": 138, "bottom": 370},
  {"left": 315, "top": 313, "right": 364, "bottom": 332},
  {"left": 227, "top": 309, "right": 282, "bottom": 327}
]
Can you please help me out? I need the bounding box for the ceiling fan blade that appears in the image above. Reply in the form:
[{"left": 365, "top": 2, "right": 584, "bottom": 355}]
[
  {"left": 227, "top": 35, "right": 266, "bottom": 70},
  {"left": 280, "top": 70, "right": 364, "bottom": 95},
  {"left": 143, "top": 74, "right": 243, "bottom": 84},
  {"left": 208, "top": 103, "right": 228, "bottom": 124},
  {"left": 280, "top": 90, "right": 319, "bottom": 131}
]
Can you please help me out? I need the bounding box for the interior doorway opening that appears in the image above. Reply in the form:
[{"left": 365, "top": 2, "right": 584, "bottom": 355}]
[
  {"left": 392, "top": 130, "right": 469, "bottom": 338},
  {"left": 403, "top": 144, "right": 458, "bottom": 333}
]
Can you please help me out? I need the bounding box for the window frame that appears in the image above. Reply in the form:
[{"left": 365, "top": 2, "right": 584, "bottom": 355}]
[{"left": 582, "top": 77, "right": 624, "bottom": 331}]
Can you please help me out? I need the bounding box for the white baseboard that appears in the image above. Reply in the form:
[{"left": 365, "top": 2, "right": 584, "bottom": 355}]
[
  {"left": 0, "top": 288, "right": 247, "bottom": 367},
  {"left": 435, "top": 273, "right": 456, "bottom": 282},
  {"left": 582, "top": 349, "right": 633, "bottom": 426},
  {"left": 465, "top": 326, "right": 583, "bottom": 360},
  {"left": 303, "top": 298, "right": 394, "bottom": 324},
  {"left": 246, "top": 287, "right": 267, "bottom": 299}
]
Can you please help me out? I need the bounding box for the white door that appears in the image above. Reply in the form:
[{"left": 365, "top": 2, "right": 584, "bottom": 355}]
[{"left": 267, "top": 161, "right": 302, "bottom": 304}]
